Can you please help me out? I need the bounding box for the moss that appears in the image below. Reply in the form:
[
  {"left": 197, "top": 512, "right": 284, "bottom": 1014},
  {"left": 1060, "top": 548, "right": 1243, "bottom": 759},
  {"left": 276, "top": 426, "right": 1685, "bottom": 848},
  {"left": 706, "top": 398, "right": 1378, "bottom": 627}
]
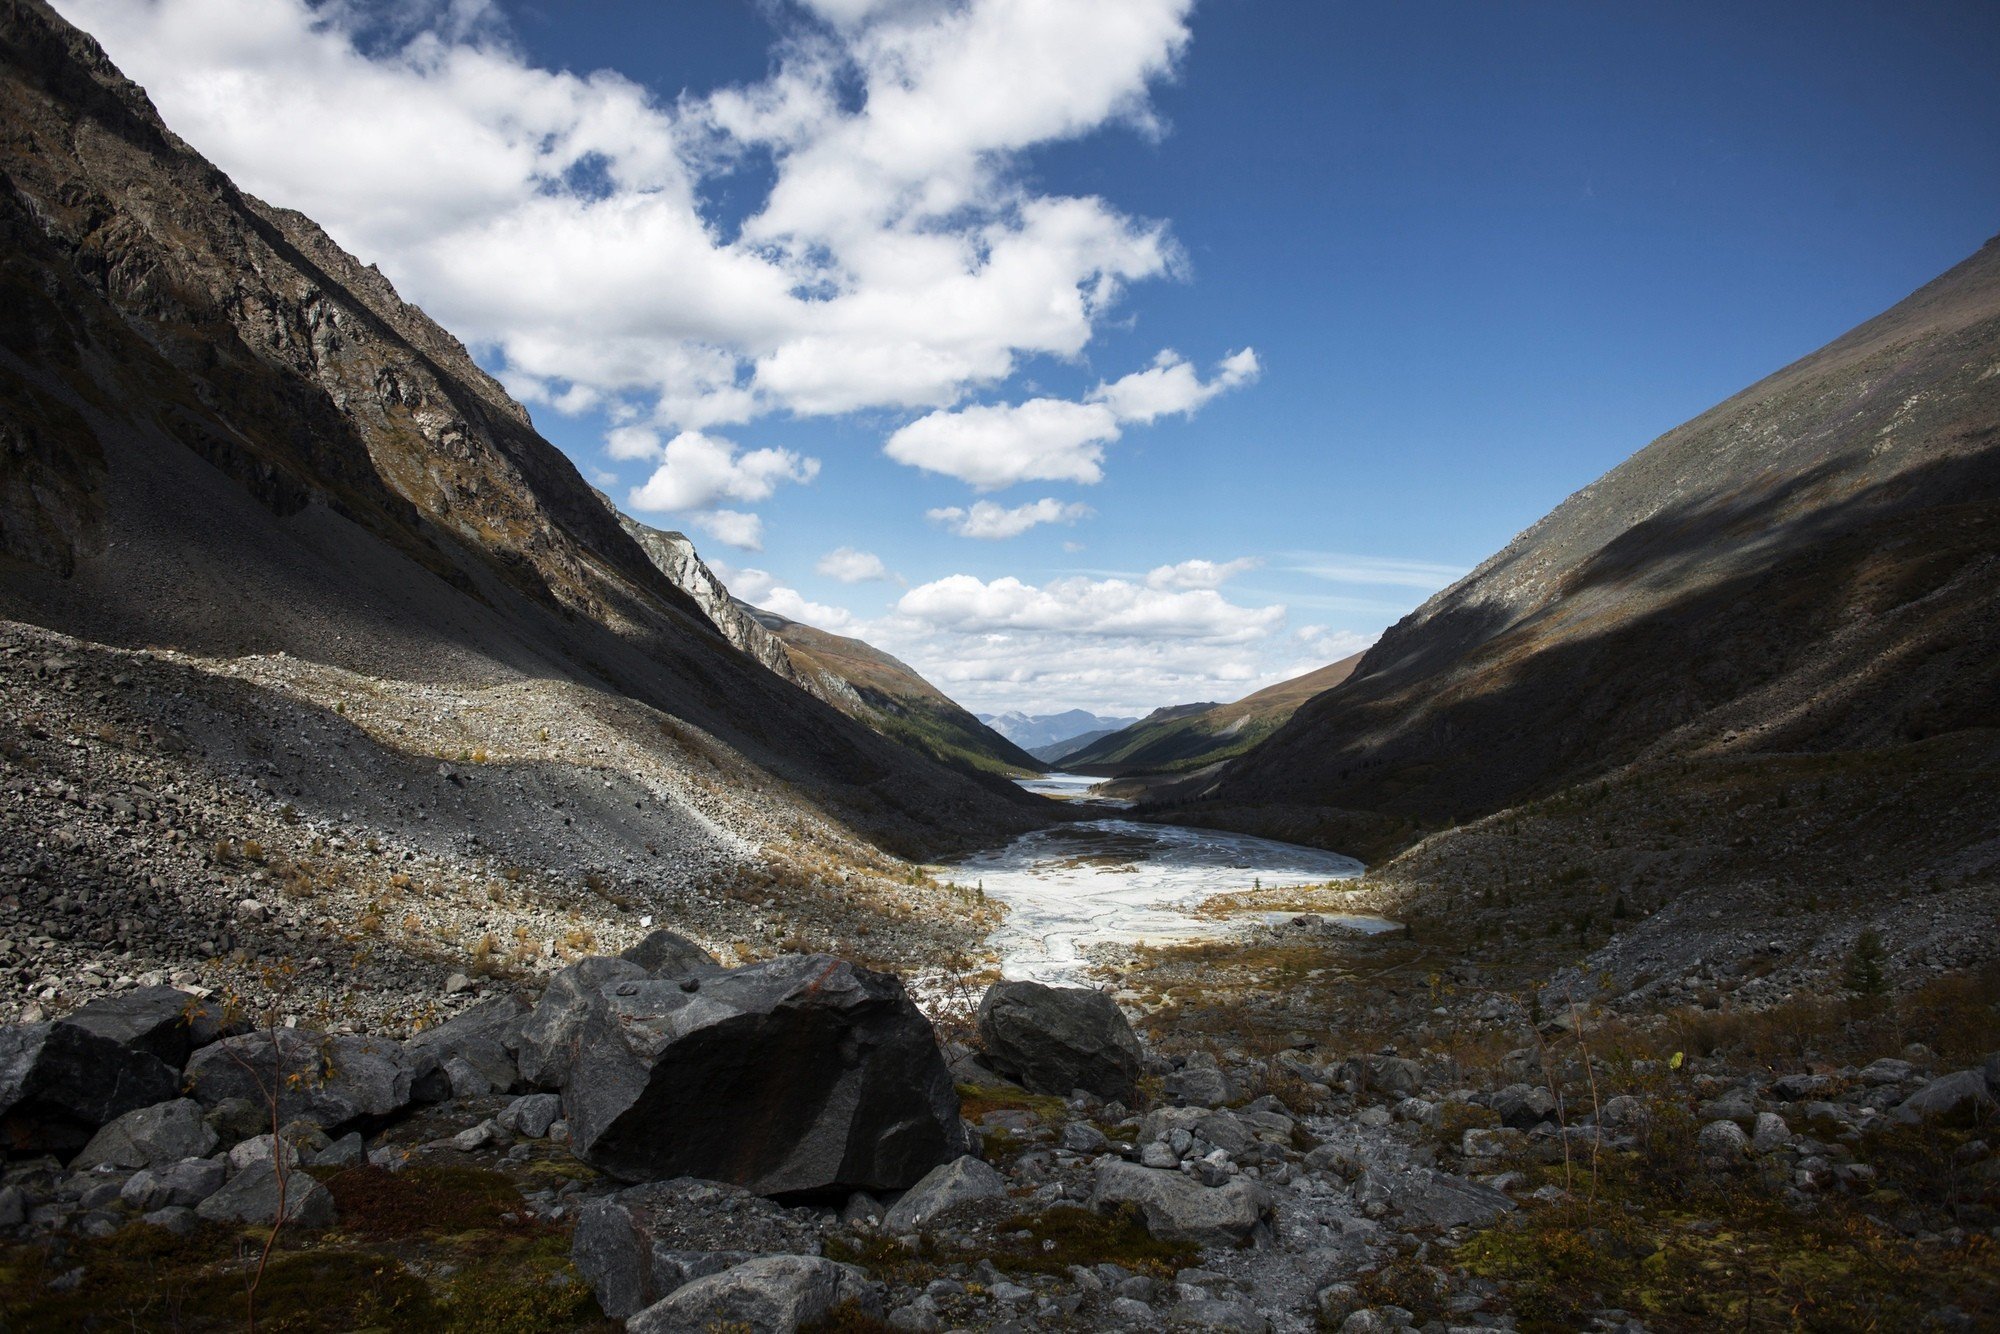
[
  {"left": 955, "top": 1081, "right": 1069, "bottom": 1124},
  {"left": 986, "top": 1205, "right": 1196, "bottom": 1279},
  {"left": 322, "top": 1164, "right": 527, "bottom": 1240}
]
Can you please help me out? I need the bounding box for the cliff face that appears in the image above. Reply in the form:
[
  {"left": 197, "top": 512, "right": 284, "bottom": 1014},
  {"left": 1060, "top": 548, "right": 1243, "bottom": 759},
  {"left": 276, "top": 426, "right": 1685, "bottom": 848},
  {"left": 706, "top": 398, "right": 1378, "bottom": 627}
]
[
  {"left": 1163, "top": 237, "right": 2000, "bottom": 853},
  {"left": 0, "top": 0, "right": 1040, "bottom": 856}
]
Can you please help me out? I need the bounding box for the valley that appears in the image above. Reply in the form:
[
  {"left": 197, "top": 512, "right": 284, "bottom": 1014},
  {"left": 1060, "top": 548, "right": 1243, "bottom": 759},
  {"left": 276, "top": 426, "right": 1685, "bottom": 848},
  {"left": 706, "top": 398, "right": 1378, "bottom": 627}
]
[{"left": 0, "top": 2, "right": 1995, "bottom": 1331}]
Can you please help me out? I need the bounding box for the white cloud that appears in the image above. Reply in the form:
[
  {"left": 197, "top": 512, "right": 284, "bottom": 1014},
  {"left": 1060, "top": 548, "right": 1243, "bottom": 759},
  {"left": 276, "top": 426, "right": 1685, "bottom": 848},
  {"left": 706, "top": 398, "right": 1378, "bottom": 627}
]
[
  {"left": 1288, "top": 554, "right": 1469, "bottom": 589},
  {"left": 711, "top": 561, "right": 777, "bottom": 603},
  {"left": 1145, "top": 556, "right": 1260, "bottom": 590},
  {"left": 884, "top": 398, "right": 1119, "bottom": 490},
  {"left": 696, "top": 509, "right": 765, "bottom": 551},
  {"left": 927, "top": 498, "right": 1093, "bottom": 540},
  {"left": 626, "top": 431, "right": 818, "bottom": 512},
  {"left": 604, "top": 425, "right": 662, "bottom": 461},
  {"left": 816, "top": 547, "right": 891, "bottom": 583},
  {"left": 896, "top": 574, "right": 1281, "bottom": 642},
  {"left": 1090, "top": 347, "right": 1259, "bottom": 423},
  {"left": 56, "top": 0, "right": 1196, "bottom": 430},
  {"left": 757, "top": 586, "right": 857, "bottom": 632},
  {"left": 882, "top": 345, "right": 1257, "bottom": 488}
]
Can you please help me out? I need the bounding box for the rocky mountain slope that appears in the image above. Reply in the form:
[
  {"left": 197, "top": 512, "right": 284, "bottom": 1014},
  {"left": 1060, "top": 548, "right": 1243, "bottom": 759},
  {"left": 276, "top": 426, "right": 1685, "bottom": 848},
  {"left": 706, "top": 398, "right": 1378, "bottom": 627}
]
[
  {"left": 745, "top": 607, "right": 1044, "bottom": 778},
  {"left": 0, "top": 0, "right": 1044, "bottom": 1019},
  {"left": 1160, "top": 236, "right": 2000, "bottom": 865},
  {"left": 1059, "top": 653, "right": 1365, "bottom": 775}
]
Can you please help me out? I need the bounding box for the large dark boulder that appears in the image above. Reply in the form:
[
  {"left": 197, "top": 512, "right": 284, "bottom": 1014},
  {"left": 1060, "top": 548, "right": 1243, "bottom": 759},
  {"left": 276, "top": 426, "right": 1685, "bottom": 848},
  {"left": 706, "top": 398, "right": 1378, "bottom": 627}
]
[
  {"left": 561, "top": 953, "right": 969, "bottom": 1193},
  {"left": 59, "top": 986, "right": 245, "bottom": 1067},
  {"left": 0, "top": 1022, "right": 181, "bottom": 1155},
  {"left": 517, "top": 957, "right": 646, "bottom": 1089},
  {"left": 976, "top": 980, "right": 1143, "bottom": 1103},
  {"left": 184, "top": 1030, "right": 414, "bottom": 1130}
]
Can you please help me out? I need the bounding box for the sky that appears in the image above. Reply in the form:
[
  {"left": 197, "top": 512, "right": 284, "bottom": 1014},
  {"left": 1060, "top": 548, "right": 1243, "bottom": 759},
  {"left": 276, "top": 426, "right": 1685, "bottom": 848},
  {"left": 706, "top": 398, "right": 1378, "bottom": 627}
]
[{"left": 56, "top": 0, "right": 2000, "bottom": 716}]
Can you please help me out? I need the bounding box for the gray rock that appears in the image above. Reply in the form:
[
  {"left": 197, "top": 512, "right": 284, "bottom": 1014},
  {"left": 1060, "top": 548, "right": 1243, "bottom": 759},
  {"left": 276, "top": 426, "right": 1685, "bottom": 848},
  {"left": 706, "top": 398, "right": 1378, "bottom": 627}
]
[
  {"left": 1169, "top": 1298, "right": 1270, "bottom": 1331},
  {"left": 0, "top": 1022, "right": 181, "bottom": 1155},
  {"left": 1061, "top": 1121, "right": 1109, "bottom": 1154},
  {"left": 229, "top": 1133, "right": 302, "bottom": 1173},
  {"left": 0, "top": 1185, "right": 24, "bottom": 1227},
  {"left": 309, "top": 1132, "right": 366, "bottom": 1168},
  {"left": 1981, "top": 1052, "right": 2000, "bottom": 1093},
  {"left": 1091, "top": 1161, "right": 1273, "bottom": 1249},
  {"left": 1362, "top": 1056, "right": 1426, "bottom": 1097},
  {"left": 194, "top": 1161, "right": 336, "bottom": 1228},
  {"left": 72, "top": 1098, "right": 218, "bottom": 1171},
  {"left": 498, "top": 1092, "right": 564, "bottom": 1138},
  {"left": 1750, "top": 1112, "right": 1791, "bottom": 1154},
  {"left": 1141, "top": 1141, "right": 1179, "bottom": 1169},
  {"left": 989, "top": 1280, "right": 1033, "bottom": 1303},
  {"left": 1163, "top": 1053, "right": 1234, "bottom": 1109},
  {"left": 1860, "top": 1058, "right": 1916, "bottom": 1085},
  {"left": 977, "top": 981, "right": 1143, "bottom": 1103},
  {"left": 883, "top": 1155, "right": 1005, "bottom": 1232},
  {"left": 627, "top": 1254, "right": 860, "bottom": 1333},
  {"left": 622, "top": 930, "right": 721, "bottom": 979},
  {"left": 1893, "top": 1069, "right": 1997, "bottom": 1125},
  {"left": 121, "top": 1157, "right": 225, "bottom": 1209},
  {"left": 204, "top": 1096, "right": 268, "bottom": 1147},
  {"left": 58, "top": 987, "right": 243, "bottom": 1067},
  {"left": 406, "top": 993, "right": 529, "bottom": 1102},
  {"left": 516, "top": 957, "right": 647, "bottom": 1089},
  {"left": 141, "top": 1205, "right": 199, "bottom": 1236},
  {"left": 1110, "top": 1296, "right": 1156, "bottom": 1322},
  {"left": 1491, "top": 1083, "right": 1557, "bottom": 1129},
  {"left": 570, "top": 1178, "right": 825, "bottom": 1318},
  {"left": 1698, "top": 1119, "right": 1750, "bottom": 1161},
  {"left": 562, "top": 954, "right": 968, "bottom": 1193},
  {"left": 1357, "top": 1165, "right": 1515, "bottom": 1229},
  {"left": 185, "top": 1030, "right": 414, "bottom": 1130}
]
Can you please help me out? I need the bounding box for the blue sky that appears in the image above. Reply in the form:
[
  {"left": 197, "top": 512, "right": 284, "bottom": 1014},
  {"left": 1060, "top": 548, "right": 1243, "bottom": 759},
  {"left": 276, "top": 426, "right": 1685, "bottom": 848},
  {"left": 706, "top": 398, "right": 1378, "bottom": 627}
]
[{"left": 61, "top": 0, "right": 2000, "bottom": 714}]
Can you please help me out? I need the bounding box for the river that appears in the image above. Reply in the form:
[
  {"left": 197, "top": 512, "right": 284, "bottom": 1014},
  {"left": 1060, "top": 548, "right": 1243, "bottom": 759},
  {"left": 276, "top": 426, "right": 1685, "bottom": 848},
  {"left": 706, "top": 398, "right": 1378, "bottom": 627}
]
[{"left": 955, "top": 775, "right": 1391, "bottom": 983}]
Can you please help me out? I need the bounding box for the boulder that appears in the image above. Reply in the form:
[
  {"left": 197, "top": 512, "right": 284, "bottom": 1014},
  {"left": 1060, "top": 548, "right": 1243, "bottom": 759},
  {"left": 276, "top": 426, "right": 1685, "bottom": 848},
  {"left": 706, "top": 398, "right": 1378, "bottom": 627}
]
[
  {"left": 622, "top": 930, "right": 721, "bottom": 979},
  {"left": 72, "top": 1097, "right": 219, "bottom": 1170},
  {"left": 882, "top": 1155, "right": 1006, "bottom": 1233},
  {"left": 1893, "top": 1069, "right": 1997, "bottom": 1125},
  {"left": 406, "top": 993, "right": 529, "bottom": 1100},
  {"left": 120, "top": 1157, "right": 226, "bottom": 1210},
  {"left": 59, "top": 987, "right": 245, "bottom": 1067},
  {"left": 976, "top": 981, "right": 1142, "bottom": 1103},
  {"left": 184, "top": 1030, "right": 414, "bottom": 1130},
  {"left": 1090, "top": 1160, "right": 1273, "bottom": 1249},
  {"left": 516, "top": 956, "right": 646, "bottom": 1089},
  {"left": 1356, "top": 1165, "right": 1514, "bottom": 1229},
  {"left": 1698, "top": 1119, "right": 1750, "bottom": 1162},
  {"left": 1491, "top": 1084, "right": 1558, "bottom": 1129},
  {"left": 1162, "top": 1053, "right": 1234, "bottom": 1109},
  {"left": 498, "top": 1092, "right": 564, "bottom": 1138},
  {"left": 0, "top": 1022, "right": 181, "bottom": 1155},
  {"left": 563, "top": 954, "right": 968, "bottom": 1193},
  {"left": 627, "top": 1255, "right": 873, "bottom": 1334},
  {"left": 194, "top": 1161, "right": 337, "bottom": 1228}
]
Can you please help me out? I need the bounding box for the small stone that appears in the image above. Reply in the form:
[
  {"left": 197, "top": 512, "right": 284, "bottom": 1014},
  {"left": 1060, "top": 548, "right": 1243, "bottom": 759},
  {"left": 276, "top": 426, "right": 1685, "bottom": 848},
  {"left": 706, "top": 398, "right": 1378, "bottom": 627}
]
[{"left": 443, "top": 973, "right": 472, "bottom": 996}]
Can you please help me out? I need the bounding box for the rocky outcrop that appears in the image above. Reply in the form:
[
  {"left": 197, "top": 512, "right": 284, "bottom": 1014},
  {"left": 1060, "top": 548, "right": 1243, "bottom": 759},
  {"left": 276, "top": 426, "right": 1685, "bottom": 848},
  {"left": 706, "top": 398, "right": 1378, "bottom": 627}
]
[
  {"left": 70, "top": 1096, "right": 217, "bottom": 1170},
  {"left": 57, "top": 986, "right": 242, "bottom": 1067},
  {"left": 560, "top": 954, "right": 970, "bottom": 1192},
  {"left": 184, "top": 1030, "right": 415, "bottom": 1130},
  {"left": 621, "top": 929, "right": 722, "bottom": 979},
  {"left": 516, "top": 956, "right": 646, "bottom": 1090},
  {"left": 0, "top": 1021, "right": 179, "bottom": 1154},
  {"left": 977, "top": 980, "right": 1143, "bottom": 1103},
  {"left": 627, "top": 1254, "right": 878, "bottom": 1334},
  {"left": 880, "top": 1155, "right": 1006, "bottom": 1233},
  {"left": 405, "top": 993, "right": 528, "bottom": 1100}
]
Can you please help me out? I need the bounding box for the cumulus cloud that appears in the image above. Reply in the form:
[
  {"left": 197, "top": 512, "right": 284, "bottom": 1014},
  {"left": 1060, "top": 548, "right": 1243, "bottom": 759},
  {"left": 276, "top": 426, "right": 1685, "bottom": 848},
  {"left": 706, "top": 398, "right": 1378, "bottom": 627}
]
[
  {"left": 695, "top": 509, "right": 765, "bottom": 551},
  {"left": 58, "top": 0, "right": 1195, "bottom": 431},
  {"left": 816, "top": 547, "right": 891, "bottom": 583},
  {"left": 882, "top": 346, "right": 1258, "bottom": 488},
  {"left": 927, "top": 498, "right": 1094, "bottom": 540},
  {"left": 885, "top": 399, "right": 1120, "bottom": 490},
  {"left": 626, "top": 431, "right": 818, "bottom": 512},
  {"left": 1090, "top": 347, "right": 1260, "bottom": 424},
  {"left": 1145, "top": 556, "right": 1260, "bottom": 590},
  {"left": 896, "top": 574, "right": 1281, "bottom": 642}
]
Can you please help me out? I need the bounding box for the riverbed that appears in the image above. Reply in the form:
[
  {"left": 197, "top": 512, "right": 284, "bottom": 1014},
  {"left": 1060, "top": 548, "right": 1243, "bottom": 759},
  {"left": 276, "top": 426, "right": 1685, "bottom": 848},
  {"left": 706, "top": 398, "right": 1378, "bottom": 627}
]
[{"left": 953, "top": 810, "right": 1388, "bottom": 984}]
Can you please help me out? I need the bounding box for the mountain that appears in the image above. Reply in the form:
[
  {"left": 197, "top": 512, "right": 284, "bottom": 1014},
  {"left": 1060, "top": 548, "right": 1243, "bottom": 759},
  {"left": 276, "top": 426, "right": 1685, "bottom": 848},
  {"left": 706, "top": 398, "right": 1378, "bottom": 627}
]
[
  {"left": 744, "top": 607, "right": 1043, "bottom": 777},
  {"left": 0, "top": 0, "right": 1044, "bottom": 893},
  {"left": 1156, "top": 236, "right": 2000, "bottom": 863},
  {"left": 979, "top": 709, "right": 1139, "bottom": 754},
  {"left": 1056, "top": 653, "right": 1365, "bottom": 774}
]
